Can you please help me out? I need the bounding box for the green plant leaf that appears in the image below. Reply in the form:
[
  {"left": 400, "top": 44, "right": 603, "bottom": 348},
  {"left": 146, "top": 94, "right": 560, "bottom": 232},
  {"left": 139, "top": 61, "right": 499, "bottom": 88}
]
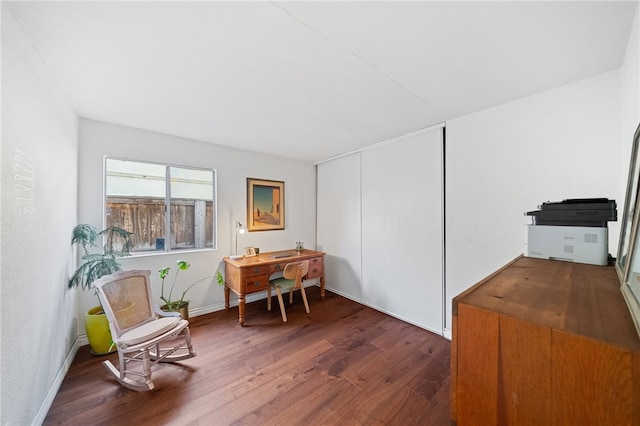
[
  {"left": 177, "top": 260, "right": 191, "bottom": 270},
  {"left": 69, "top": 224, "right": 134, "bottom": 290},
  {"left": 159, "top": 267, "right": 170, "bottom": 279}
]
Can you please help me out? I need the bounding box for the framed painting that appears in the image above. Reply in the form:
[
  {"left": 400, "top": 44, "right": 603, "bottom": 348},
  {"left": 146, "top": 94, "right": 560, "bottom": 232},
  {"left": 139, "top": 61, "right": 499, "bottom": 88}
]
[{"left": 247, "top": 178, "right": 284, "bottom": 231}]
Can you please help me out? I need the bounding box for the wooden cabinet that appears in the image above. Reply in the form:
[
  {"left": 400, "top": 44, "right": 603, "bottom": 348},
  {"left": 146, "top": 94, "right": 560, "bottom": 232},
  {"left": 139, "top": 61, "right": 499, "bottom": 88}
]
[{"left": 451, "top": 256, "right": 640, "bottom": 425}]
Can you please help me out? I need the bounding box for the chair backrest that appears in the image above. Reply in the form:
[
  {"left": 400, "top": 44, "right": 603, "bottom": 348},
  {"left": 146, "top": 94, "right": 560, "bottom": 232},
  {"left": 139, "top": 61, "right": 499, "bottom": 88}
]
[
  {"left": 93, "top": 270, "right": 156, "bottom": 340},
  {"left": 282, "top": 261, "right": 309, "bottom": 288}
]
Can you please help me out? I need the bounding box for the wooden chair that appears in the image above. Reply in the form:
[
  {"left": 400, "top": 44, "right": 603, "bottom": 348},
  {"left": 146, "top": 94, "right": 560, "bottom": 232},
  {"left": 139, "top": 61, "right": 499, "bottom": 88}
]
[
  {"left": 267, "top": 260, "right": 310, "bottom": 322},
  {"left": 92, "top": 270, "right": 195, "bottom": 391}
]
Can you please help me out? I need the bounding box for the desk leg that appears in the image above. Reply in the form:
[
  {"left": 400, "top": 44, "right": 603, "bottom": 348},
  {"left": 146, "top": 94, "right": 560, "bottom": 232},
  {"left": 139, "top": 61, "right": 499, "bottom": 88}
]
[
  {"left": 238, "top": 295, "right": 246, "bottom": 326},
  {"left": 224, "top": 286, "right": 230, "bottom": 310},
  {"left": 320, "top": 276, "right": 325, "bottom": 300}
]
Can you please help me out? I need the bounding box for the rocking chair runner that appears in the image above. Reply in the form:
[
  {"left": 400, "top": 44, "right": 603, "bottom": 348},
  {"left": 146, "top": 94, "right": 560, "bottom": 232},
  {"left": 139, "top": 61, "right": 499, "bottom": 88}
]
[{"left": 92, "top": 269, "right": 195, "bottom": 391}]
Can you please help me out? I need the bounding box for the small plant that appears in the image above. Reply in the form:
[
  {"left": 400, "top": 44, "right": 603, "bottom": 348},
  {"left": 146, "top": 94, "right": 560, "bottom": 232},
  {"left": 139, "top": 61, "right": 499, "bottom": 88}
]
[
  {"left": 159, "top": 260, "right": 218, "bottom": 311},
  {"left": 69, "top": 224, "right": 134, "bottom": 290}
]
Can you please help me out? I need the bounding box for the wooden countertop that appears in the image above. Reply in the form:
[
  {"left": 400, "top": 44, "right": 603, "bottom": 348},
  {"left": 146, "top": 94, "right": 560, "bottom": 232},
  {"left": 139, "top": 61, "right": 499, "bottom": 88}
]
[
  {"left": 453, "top": 256, "right": 640, "bottom": 350},
  {"left": 223, "top": 249, "right": 324, "bottom": 267}
]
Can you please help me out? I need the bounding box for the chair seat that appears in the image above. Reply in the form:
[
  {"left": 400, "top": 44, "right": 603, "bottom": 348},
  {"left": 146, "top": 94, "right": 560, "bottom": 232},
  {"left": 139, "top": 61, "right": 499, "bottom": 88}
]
[
  {"left": 118, "top": 317, "right": 180, "bottom": 346},
  {"left": 270, "top": 277, "right": 296, "bottom": 290}
]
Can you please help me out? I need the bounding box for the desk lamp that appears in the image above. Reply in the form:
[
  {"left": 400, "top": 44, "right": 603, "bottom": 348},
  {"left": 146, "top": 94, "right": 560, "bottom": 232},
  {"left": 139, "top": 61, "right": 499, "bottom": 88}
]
[{"left": 230, "top": 221, "right": 246, "bottom": 260}]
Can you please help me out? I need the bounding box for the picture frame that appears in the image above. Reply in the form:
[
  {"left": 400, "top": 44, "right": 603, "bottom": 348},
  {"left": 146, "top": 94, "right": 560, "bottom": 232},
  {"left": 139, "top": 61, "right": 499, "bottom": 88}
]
[
  {"left": 244, "top": 246, "right": 257, "bottom": 257},
  {"left": 618, "top": 122, "right": 640, "bottom": 338},
  {"left": 247, "top": 178, "right": 285, "bottom": 231}
]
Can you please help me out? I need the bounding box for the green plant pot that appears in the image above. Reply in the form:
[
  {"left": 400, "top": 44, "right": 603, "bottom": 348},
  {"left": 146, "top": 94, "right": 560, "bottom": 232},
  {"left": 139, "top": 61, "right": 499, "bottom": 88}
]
[{"left": 85, "top": 306, "right": 115, "bottom": 355}]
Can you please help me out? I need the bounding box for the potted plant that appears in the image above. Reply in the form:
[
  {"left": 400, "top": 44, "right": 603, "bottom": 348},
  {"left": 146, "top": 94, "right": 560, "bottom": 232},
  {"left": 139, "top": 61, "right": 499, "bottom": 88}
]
[
  {"left": 69, "top": 224, "right": 134, "bottom": 354},
  {"left": 159, "top": 260, "right": 217, "bottom": 320}
]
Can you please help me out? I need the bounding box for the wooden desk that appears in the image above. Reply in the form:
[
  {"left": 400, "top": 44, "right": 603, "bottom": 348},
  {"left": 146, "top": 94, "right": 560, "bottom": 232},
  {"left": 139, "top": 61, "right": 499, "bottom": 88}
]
[
  {"left": 223, "top": 249, "right": 325, "bottom": 325},
  {"left": 451, "top": 256, "right": 640, "bottom": 425}
]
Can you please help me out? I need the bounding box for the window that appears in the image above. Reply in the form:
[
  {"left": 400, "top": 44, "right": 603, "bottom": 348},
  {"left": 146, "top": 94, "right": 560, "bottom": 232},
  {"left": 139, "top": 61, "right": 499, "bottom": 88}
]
[{"left": 105, "top": 157, "right": 216, "bottom": 253}]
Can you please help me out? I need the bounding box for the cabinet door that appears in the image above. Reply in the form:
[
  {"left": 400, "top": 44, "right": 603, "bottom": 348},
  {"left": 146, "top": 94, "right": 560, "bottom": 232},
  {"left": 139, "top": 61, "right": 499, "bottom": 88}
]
[
  {"left": 454, "top": 306, "right": 553, "bottom": 425},
  {"left": 552, "top": 330, "right": 636, "bottom": 425},
  {"left": 455, "top": 304, "right": 499, "bottom": 425},
  {"left": 317, "top": 153, "right": 363, "bottom": 300},
  {"left": 361, "top": 127, "right": 443, "bottom": 333},
  {"left": 499, "top": 314, "right": 551, "bottom": 424}
]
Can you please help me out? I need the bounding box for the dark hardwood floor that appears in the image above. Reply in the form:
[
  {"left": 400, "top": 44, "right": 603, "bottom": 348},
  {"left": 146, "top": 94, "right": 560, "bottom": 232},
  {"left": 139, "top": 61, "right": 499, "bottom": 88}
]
[{"left": 44, "top": 286, "right": 451, "bottom": 425}]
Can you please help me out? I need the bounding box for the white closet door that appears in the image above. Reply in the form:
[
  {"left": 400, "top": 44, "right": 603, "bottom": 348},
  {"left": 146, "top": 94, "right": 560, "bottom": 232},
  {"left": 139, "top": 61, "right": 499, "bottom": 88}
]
[
  {"left": 317, "top": 153, "right": 362, "bottom": 300},
  {"left": 361, "top": 129, "right": 443, "bottom": 333}
]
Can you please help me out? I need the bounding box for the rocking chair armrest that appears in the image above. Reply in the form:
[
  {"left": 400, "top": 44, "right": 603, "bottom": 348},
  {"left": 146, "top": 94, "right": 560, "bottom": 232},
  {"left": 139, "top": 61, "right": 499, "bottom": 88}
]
[{"left": 154, "top": 304, "right": 181, "bottom": 318}]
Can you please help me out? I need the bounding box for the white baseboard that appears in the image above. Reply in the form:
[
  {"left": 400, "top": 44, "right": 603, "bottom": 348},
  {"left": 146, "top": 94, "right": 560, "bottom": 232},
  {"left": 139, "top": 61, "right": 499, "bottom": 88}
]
[
  {"left": 443, "top": 328, "right": 452, "bottom": 340},
  {"left": 34, "top": 337, "right": 80, "bottom": 425},
  {"left": 78, "top": 334, "right": 88, "bottom": 346},
  {"left": 325, "top": 286, "right": 447, "bottom": 338}
]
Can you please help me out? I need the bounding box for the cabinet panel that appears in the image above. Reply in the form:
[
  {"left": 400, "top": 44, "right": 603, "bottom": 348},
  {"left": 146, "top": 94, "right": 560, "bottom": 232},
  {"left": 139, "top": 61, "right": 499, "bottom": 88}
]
[
  {"left": 499, "top": 314, "right": 551, "bottom": 425},
  {"left": 317, "top": 153, "right": 362, "bottom": 299},
  {"left": 456, "top": 304, "right": 499, "bottom": 425},
  {"left": 552, "top": 330, "right": 634, "bottom": 425},
  {"left": 361, "top": 128, "right": 443, "bottom": 333}
]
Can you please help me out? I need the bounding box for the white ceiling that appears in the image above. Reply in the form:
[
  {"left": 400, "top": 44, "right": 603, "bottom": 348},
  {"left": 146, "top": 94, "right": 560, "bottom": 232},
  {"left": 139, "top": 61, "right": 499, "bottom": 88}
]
[{"left": 6, "top": 1, "right": 637, "bottom": 162}]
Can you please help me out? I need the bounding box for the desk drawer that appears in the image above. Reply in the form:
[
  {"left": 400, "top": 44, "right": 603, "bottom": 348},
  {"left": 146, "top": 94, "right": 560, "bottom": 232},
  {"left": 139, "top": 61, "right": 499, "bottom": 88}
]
[
  {"left": 307, "top": 257, "right": 324, "bottom": 279},
  {"left": 269, "top": 262, "right": 288, "bottom": 274},
  {"left": 245, "top": 275, "right": 269, "bottom": 293},
  {"left": 245, "top": 265, "right": 269, "bottom": 277},
  {"left": 269, "top": 257, "right": 324, "bottom": 277}
]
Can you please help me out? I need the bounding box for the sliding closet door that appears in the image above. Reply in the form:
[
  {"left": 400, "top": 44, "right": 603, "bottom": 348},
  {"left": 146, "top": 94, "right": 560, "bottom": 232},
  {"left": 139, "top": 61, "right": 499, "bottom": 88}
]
[
  {"left": 361, "top": 129, "right": 443, "bottom": 333},
  {"left": 317, "top": 153, "right": 362, "bottom": 300}
]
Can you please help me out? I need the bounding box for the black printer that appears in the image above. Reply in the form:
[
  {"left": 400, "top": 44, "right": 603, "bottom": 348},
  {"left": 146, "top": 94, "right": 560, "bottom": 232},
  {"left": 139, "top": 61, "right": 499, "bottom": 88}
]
[{"left": 526, "top": 198, "right": 617, "bottom": 227}]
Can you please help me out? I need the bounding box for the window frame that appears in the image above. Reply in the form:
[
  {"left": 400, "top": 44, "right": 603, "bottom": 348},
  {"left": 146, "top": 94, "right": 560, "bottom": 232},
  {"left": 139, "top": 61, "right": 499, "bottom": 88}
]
[
  {"left": 103, "top": 156, "right": 218, "bottom": 255},
  {"left": 617, "top": 123, "right": 640, "bottom": 339}
]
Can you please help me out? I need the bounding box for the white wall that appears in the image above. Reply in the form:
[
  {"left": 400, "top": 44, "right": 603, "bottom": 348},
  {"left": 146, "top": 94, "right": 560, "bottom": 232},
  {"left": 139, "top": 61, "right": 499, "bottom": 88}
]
[
  {"left": 445, "top": 69, "right": 624, "bottom": 331},
  {"left": 78, "top": 119, "right": 317, "bottom": 328},
  {"left": 621, "top": 5, "right": 640, "bottom": 186},
  {"left": 1, "top": 5, "right": 80, "bottom": 424}
]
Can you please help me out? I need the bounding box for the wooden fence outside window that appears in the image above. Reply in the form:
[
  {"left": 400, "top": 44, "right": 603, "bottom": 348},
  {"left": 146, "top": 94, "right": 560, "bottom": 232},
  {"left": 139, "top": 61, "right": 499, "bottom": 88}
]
[{"left": 106, "top": 197, "right": 214, "bottom": 251}]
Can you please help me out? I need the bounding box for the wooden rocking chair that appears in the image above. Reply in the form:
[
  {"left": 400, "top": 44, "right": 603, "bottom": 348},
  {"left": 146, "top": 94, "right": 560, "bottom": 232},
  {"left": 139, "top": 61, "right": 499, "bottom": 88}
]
[{"left": 92, "top": 269, "right": 196, "bottom": 391}]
